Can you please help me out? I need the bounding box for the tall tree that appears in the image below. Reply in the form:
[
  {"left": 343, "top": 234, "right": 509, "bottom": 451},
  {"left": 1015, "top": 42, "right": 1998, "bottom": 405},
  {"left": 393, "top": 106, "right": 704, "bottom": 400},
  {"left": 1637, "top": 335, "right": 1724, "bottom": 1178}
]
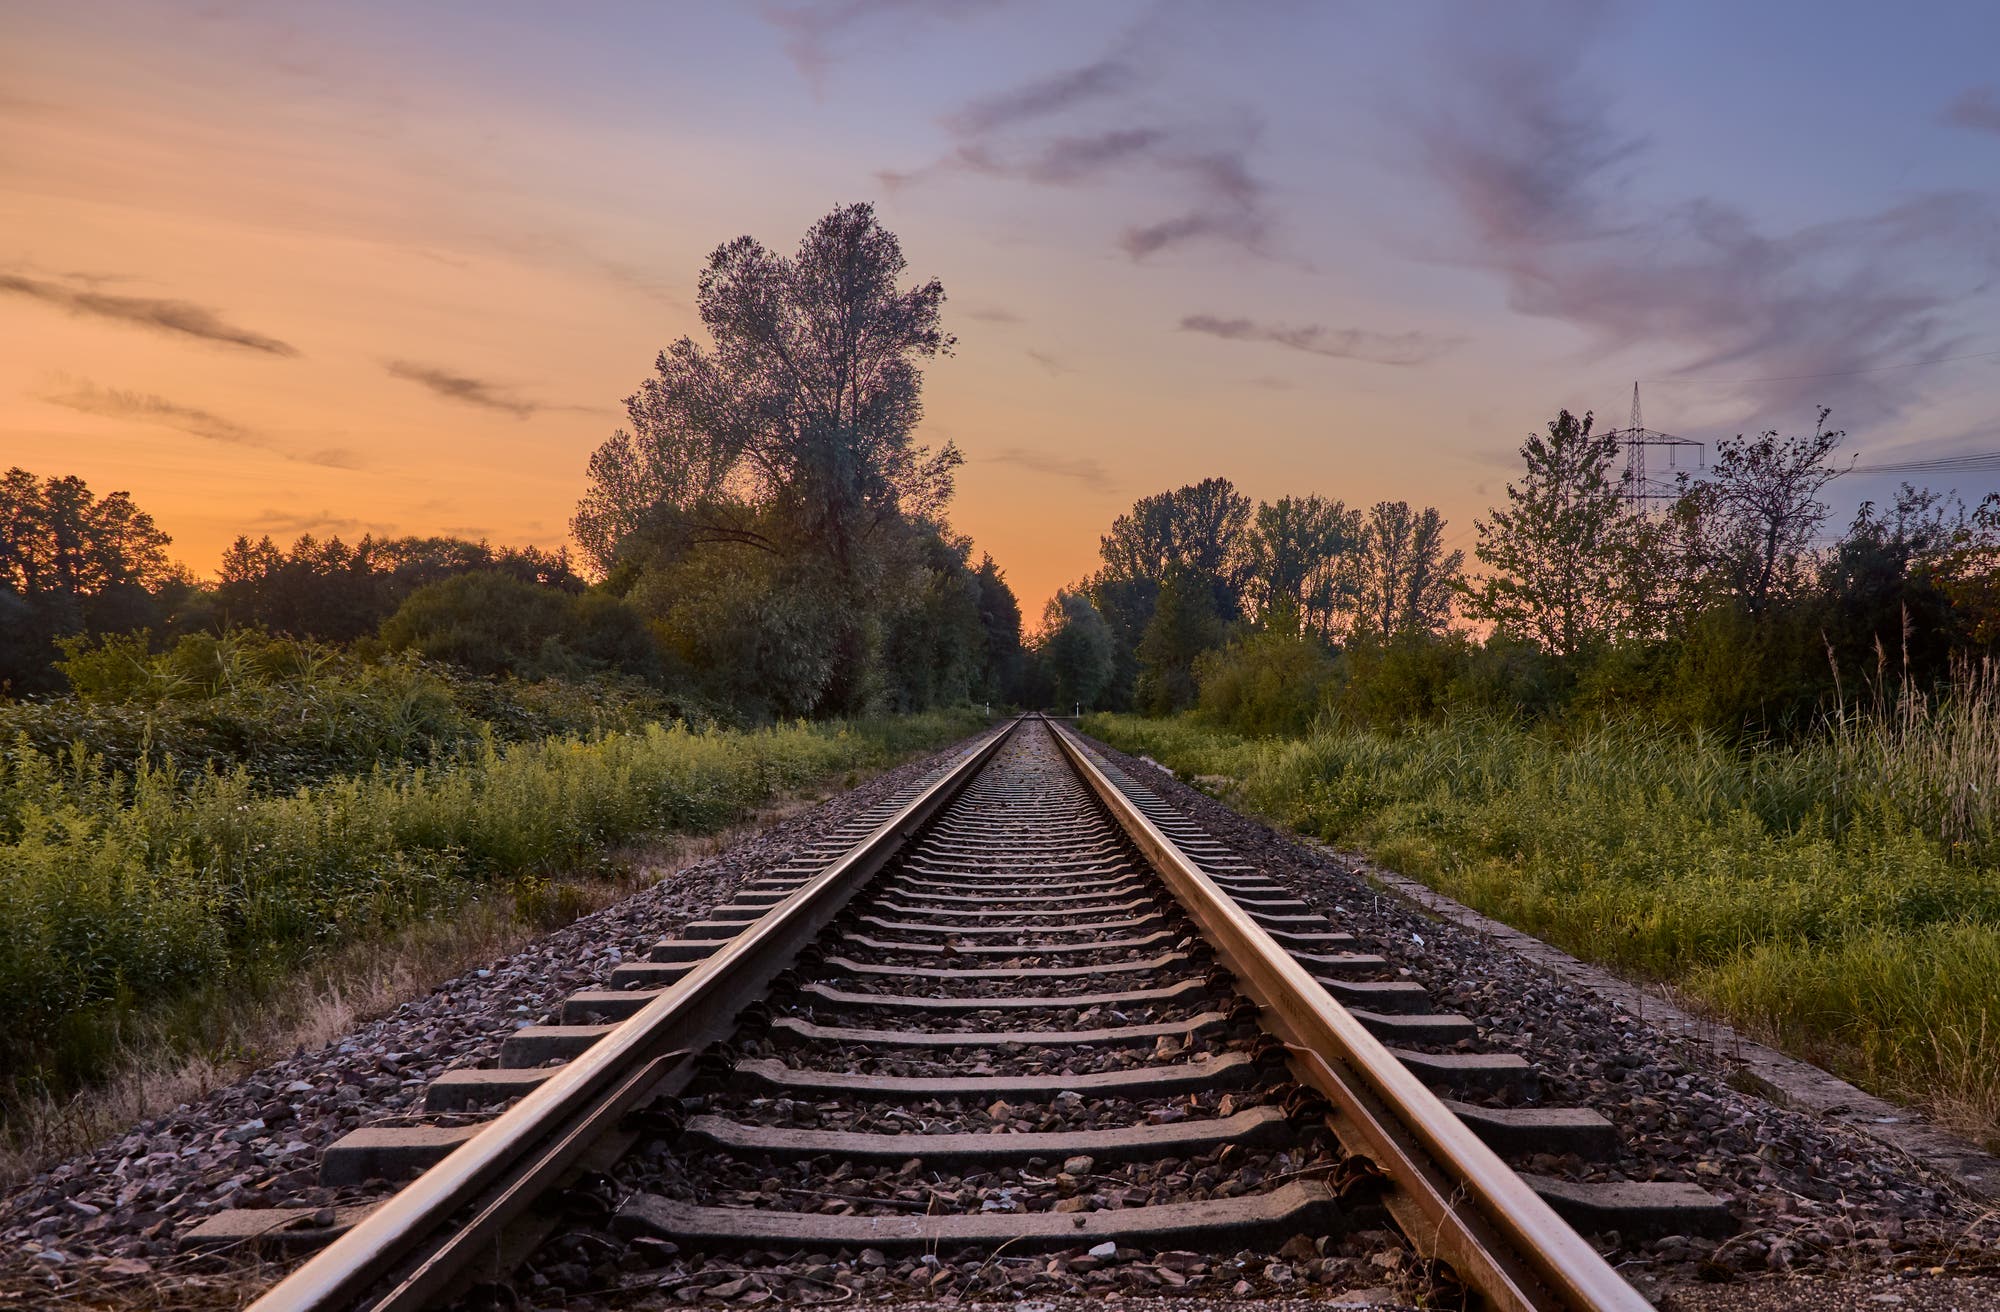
[
  {"left": 571, "top": 202, "right": 959, "bottom": 576},
  {"left": 1353, "top": 501, "right": 1462, "bottom": 638},
  {"left": 1038, "top": 589, "right": 1114, "bottom": 711},
  {"left": 972, "top": 553, "right": 1025, "bottom": 703},
  {"left": 215, "top": 533, "right": 581, "bottom": 641},
  {"left": 1245, "top": 495, "right": 1361, "bottom": 638},
  {"left": 1680, "top": 409, "right": 1846, "bottom": 617},
  {"left": 1089, "top": 477, "right": 1253, "bottom": 704},
  {"left": 1134, "top": 569, "right": 1227, "bottom": 715},
  {"left": 0, "top": 471, "right": 171, "bottom": 600},
  {"left": 1, "top": 469, "right": 173, "bottom": 692},
  {"left": 1095, "top": 477, "right": 1254, "bottom": 620},
  {"left": 1461, "top": 409, "right": 1635, "bottom": 663}
]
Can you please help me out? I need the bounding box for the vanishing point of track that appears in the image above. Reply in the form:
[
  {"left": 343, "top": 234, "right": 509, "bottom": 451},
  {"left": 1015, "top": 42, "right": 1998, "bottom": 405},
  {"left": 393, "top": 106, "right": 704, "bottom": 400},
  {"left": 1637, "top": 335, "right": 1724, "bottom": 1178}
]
[{"left": 240, "top": 715, "right": 1726, "bottom": 1311}]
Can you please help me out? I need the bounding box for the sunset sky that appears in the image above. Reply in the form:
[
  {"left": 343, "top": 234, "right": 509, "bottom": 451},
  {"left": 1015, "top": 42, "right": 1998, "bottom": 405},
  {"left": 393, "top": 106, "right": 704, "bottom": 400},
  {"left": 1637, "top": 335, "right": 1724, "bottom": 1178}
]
[{"left": 7, "top": 1, "right": 2000, "bottom": 617}]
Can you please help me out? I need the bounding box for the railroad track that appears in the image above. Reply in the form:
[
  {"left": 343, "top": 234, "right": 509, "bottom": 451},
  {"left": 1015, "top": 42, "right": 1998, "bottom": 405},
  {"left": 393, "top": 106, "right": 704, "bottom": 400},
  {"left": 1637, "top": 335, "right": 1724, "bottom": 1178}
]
[{"left": 235, "top": 715, "right": 1728, "bottom": 1311}]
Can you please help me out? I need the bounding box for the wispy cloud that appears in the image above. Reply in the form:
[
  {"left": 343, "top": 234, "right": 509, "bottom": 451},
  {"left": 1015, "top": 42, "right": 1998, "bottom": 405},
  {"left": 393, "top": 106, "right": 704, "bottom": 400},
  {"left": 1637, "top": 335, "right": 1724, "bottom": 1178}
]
[
  {"left": 0, "top": 272, "right": 299, "bottom": 356},
  {"left": 1118, "top": 145, "right": 1272, "bottom": 259},
  {"left": 1945, "top": 85, "right": 2000, "bottom": 135},
  {"left": 965, "top": 304, "right": 1022, "bottom": 324},
  {"left": 1025, "top": 348, "right": 1070, "bottom": 375},
  {"left": 763, "top": 0, "right": 1002, "bottom": 93},
  {"left": 1413, "top": 16, "right": 1997, "bottom": 425},
  {"left": 1181, "top": 314, "right": 1459, "bottom": 366},
  {"left": 384, "top": 359, "right": 539, "bottom": 418},
  {"left": 984, "top": 445, "right": 1113, "bottom": 491},
  {"left": 943, "top": 58, "right": 1132, "bottom": 136},
  {"left": 245, "top": 508, "right": 397, "bottom": 538},
  {"left": 881, "top": 46, "right": 1276, "bottom": 261},
  {"left": 38, "top": 378, "right": 359, "bottom": 468}
]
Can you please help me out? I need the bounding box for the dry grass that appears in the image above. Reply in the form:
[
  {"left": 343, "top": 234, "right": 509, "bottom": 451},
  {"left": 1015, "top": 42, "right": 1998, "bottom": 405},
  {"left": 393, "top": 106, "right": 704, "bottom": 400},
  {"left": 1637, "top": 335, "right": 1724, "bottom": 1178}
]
[{"left": 0, "top": 788, "right": 837, "bottom": 1192}]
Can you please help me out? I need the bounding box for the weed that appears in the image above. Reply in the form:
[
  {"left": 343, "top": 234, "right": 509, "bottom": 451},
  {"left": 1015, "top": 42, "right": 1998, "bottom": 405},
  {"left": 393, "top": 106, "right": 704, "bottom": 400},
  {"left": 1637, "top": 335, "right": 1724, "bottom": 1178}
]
[
  {"left": 0, "top": 708, "right": 983, "bottom": 1109},
  {"left": 1086, "top": 696, "right": 2000, "bottom": 1147}
]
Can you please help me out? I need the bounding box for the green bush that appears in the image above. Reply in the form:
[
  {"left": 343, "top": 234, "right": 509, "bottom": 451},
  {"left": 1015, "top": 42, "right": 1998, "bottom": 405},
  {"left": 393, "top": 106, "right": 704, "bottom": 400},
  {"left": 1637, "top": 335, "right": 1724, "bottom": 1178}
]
[
  {"left": 0, "top": 708, "right": 983, "bottom": 1096},
  {"left": 380, "top": 572, "right": 665, "bottom": 682},
  {"left": 1194, "top": 625, "right": 1336, "bottom": 737},
  {"left": 12, "top": 630, "right": 701, "bottom": 794}
]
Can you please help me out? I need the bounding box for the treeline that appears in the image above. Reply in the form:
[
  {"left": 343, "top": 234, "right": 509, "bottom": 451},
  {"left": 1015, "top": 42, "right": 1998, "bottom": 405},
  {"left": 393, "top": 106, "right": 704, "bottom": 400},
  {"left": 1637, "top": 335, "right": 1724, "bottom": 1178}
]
[
  {"left": 1030, "top": 477, "right": 1463, "bottom": 724},
  {"left": 1043, "top": 407, "right": 2000, "bottom": 739},
  {"left": 0, "top": 204, "right": 1025, "bottom": 722}
]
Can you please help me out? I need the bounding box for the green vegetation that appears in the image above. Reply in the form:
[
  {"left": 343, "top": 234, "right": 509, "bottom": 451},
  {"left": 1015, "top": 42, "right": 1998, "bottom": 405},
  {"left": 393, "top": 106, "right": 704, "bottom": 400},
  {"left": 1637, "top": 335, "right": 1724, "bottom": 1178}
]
[
  {"left": 0, "top": 205, "right": 1019, "bottom": 1144},
  {"left": 0, "top": 697, "right": 981, "bottom": 1100},
  {"left": 16, "top": 630, "right": 701, "bottom": 795},
  {"left": 3, "top": 205, "right": 1026, "bottom": 720},
  {"left": 1086, "top": 698, "right": 2000, "bottom": 1145}
]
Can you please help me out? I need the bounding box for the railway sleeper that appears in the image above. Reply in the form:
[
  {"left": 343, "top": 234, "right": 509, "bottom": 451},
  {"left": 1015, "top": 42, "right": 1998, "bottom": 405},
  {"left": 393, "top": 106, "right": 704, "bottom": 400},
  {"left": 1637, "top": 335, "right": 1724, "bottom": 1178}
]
[
  {"left": 1344, "top": 1008, "right": 1479, "bottom": 1045},
  {"left": 795, "top": 977, "right": 1211, "bottom": 1010},
  {"left": 613, "top": 1178, "right": 1347, "bottom": 1253},
  {"left": 868, "top": 897, "right": 1160, "bottom": 919},
  {"left": 608, "top": 960, "right": 695, "bottom": 988},
  {"left": 851, "top": 911, "right": 1168, "bottom": 936},
  {"left": 683, "top": 918, "right": 761, "bottom": 939},
  {"left": 649, "top": 938, "right": 723, "bottom": 962},
  {"left": 321, "top": 1124, "right": 482, "bottom": 1186},
  {"left": 1385, "top": 1048, "right": 1537, "bottom": 1096},
  {"left": 877, "top": 881, "right": 1150, "bottom": 904},
  {"left": 766, "top": 1010, "right": 1231, "bottom": 1048},
  {"left": 839, "top": 930, "right": 1178, "bottom": 955},
  {"left": 822, "top": 952, "right": 1190, "bottom": 979},
  {"left": 1293, "top": 950, "right": 1392, "bottom": 976},
  {"left": 679, "top": 1103, "right": 1292, "bottom": 1165},
  {"left": 501, "top": 1023, "right": 617, "bottom": 1066},
  {"left": 1441, "top": 1099, "right": 1621, "bottom": 1159},
  {"left": 731, "top": 1051, "right": 1261, "bottom": 1100},
  {"left": 177, "top": 1202, "right": 376, "bottom": 1254},
  {"left": 1232, "top": 896, "right": 1315, "bottom": 912},
  {"left": 1261, "top": 928, "right": 1360, "bottom": 950},
  {"left": 900, "top": 862, "right": 1133, "bottom": 879},
  {"left": 424, "top": 1065, "right": 556, "bottom": 1110},
  {"left": 890, "top": 879, "right": 1142, "bottom": 899},
  {"left": 1247, "top": 912, "right": 1334, "bottom": 929},
  {"left": 1523, "top": 1174, "right": 1735, "bottom": 1239},
  {"left": 1206, "top": 879, "right": 1292, "bottom": 897},
  {"left": 1315, "top": 977, "right": 1433, "bottom": 1011}
]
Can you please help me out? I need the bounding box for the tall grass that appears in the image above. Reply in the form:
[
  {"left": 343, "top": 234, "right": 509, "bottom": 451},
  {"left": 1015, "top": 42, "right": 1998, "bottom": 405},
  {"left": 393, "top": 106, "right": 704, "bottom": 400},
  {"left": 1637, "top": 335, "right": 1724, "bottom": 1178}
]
[
  {"left": 0, "top": 709, "right": 982, "bottom": 1099},
  {"left": 7, "top": 630, "right": 709, "bottom": 795},
  {"left": 1086, "top": 685, "right": 2000, "bottom": 1145}
]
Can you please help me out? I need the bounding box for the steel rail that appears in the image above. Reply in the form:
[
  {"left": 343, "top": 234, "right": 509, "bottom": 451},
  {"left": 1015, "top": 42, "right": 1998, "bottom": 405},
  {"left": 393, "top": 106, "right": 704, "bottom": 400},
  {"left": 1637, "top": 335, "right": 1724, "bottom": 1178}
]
[
  {"left": 248, "top": 717, "right": 1021, "bottom": 1312},
  {"left": 1048, "top": 716, "right": 1652, "bottom": 1312}
]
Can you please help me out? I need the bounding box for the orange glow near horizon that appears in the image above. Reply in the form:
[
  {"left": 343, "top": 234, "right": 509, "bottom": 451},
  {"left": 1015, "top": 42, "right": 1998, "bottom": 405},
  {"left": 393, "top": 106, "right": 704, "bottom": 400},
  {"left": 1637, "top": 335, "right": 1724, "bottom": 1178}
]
[
  {"left": 0, "top": 6, "right": 1531, "bottom": 624},
  {"left": 12, "top": 5, "right": 1975, "bottom": 623}
]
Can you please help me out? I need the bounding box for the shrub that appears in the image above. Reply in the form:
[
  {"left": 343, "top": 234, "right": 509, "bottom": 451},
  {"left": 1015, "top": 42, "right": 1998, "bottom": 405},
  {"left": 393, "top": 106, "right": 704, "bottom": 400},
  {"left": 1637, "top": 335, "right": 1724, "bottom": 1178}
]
[
  {"left": 18, "top": 629, "right": 701, "bottom": 795},
  {"left": 1194, "top": 625, "right": 1335, "bottom": 737},
  {"left": 379, "top": 572, "right": 664, "bottom": 681},
  {"left": 0, "top": 709, "right": 983, "bottom": 1098}
]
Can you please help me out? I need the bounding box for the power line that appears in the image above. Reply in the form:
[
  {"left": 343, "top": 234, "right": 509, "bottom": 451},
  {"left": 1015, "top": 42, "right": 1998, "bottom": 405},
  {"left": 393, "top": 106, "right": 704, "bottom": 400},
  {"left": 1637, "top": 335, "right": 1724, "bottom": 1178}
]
[
  {"left": 1645, "top": 347, "right": 2000, "bottom": 388},
  {"left": 1850, "top": 451, "right": 2000, "bottom": 477}
]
